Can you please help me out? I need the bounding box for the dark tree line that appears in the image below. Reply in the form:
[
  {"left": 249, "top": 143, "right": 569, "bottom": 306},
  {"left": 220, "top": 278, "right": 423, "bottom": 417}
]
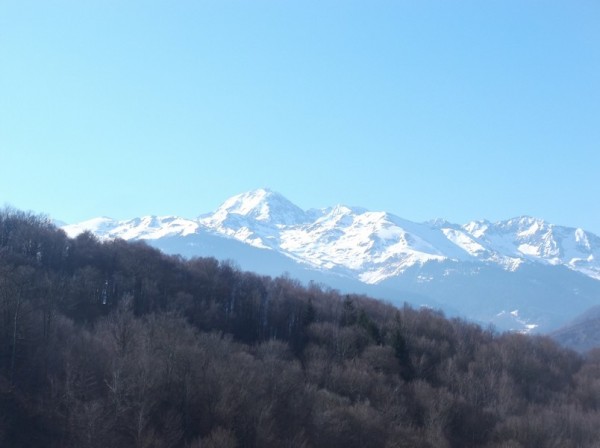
[{"left": 1, "top": 208, "right": 600, "bottom": 447}]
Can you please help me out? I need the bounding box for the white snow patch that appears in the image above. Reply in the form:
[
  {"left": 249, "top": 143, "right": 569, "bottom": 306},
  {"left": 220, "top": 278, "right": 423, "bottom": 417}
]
[{"left": 518, "top": 244, "right": 539, "bottom": 256}]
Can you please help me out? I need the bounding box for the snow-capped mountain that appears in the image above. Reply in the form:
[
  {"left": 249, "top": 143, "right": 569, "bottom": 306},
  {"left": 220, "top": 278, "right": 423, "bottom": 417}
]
[
  {"left": 63, "top": 188, "right": 600, "bottom": 283},
  {"left": 62, "top": 188, "right": 600, "bottom": 333}
]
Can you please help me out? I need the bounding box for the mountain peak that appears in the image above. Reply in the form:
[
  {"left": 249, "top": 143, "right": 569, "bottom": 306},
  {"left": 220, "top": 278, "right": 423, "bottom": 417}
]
[
  {"left": 62, "top": 216, "right": 117, "bottom": 238},
  {"left": 209, "top": 188, "right": 308, "bottom": 226},
  {"left": 505, "top": 215, "right": 548, "bottom": 227}
]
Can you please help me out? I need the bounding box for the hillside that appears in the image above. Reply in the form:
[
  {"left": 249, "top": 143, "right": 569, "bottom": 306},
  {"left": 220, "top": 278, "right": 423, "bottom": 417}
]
[
  {"left": 551, "top": 306, "right": 600, "bottom": 353},
  {"left": 2, "top": 208, "right": 600, "bottom": 447}
]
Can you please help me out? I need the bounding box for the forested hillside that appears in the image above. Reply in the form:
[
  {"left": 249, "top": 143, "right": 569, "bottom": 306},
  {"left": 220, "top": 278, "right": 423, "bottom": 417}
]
[{"left": 2, "top": 208, "right": 600, "bottom": 448}]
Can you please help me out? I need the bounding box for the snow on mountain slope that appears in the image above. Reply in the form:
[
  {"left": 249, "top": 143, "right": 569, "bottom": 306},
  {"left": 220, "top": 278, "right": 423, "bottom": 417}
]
[
  {"left": 460, "top": 217, "right": 600, "bottom": 280},
  {"left": 63, "top": 216, "right": 200, "bottom": 241},
  {"left": 60, "top": 189, "right": 600, "bottom": 333},
  {"left": 279, "top": 207, "right": 475, "bottom": 284},
  {"left": 63, "top": 217, "right": 119, "bottom": 238},
  {"left": 197, "top": 188, "right": 310, "bottom": 250},
  {"left": 203, "top": 188, "right": 308, "bottom": 226},
  {"left": 62, "top": 189, "right": 600, "bottom": 284}
]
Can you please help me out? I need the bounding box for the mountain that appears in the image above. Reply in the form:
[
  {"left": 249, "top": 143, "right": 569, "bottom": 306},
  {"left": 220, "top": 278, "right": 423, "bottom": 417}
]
[
  {"left": 550, "top": 305, "right": 600, "bottom": 353},
  {"left": 62, "top": 188, "right": 600, "bottom": 334}
]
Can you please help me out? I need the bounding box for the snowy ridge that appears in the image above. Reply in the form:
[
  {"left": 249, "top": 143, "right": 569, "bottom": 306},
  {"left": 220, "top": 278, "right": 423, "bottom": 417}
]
[
  {"left": 457, "top": 217, "right": 600, "bottom": 280},
  {"left": 62, "top": 189, "right": 600, "bottom": 284},
  {"left": 63, "top": 216, "right": 200, "bottom": 241}
]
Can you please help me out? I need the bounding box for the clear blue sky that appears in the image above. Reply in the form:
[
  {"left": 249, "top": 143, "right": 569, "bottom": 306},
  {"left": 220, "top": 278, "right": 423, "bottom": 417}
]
[{"left": 1, "top": 1, "right": 599, "bottom": 233}]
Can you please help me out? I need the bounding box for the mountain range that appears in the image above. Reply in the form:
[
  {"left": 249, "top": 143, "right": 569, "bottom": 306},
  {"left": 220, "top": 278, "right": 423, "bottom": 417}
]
[{"left": 62, "top": 188, "right": 600, "bottom": 334}]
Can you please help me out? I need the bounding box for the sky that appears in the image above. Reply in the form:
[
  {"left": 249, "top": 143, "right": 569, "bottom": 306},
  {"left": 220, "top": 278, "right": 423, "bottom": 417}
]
[{"left": 1, "top": 1, "right": 599, "bottom": 233}]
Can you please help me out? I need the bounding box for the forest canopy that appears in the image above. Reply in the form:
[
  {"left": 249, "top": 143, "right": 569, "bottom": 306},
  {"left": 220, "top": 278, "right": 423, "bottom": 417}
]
[{"left": 1, "top": 208, "right": 600, "bottom": 448}]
